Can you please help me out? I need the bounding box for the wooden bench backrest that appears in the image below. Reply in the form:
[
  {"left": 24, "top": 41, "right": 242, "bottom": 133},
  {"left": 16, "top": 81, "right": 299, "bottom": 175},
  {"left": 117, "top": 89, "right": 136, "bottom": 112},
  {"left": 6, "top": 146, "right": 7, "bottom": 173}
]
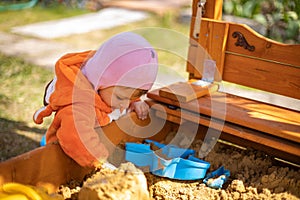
[{"left": 187, "top": 0, "right": 300, "bottom": 100}]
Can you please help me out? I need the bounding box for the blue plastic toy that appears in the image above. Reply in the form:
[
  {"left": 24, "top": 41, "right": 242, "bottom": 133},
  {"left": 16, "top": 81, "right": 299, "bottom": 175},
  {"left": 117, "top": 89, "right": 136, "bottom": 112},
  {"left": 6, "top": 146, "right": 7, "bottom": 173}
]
[
  {"left": 125, "top": 140, "right": 210, "bottom": 180},
  {"left": 144, "top": 139, "right": 196, "bottom": 158},
  {"left": 203, "top": 166, "right": 230, "bottom": 189},
  {"left": 40, "top": 134, "right": 46, "bottom": 146}
]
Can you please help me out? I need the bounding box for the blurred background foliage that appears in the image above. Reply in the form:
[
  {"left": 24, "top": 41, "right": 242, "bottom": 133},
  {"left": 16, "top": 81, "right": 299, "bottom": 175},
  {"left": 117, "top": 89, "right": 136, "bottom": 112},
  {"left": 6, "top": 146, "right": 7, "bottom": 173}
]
[
  {"left": 1, "top": 0, "right": 299, "bottom": 43},
  {"left": 223, "top": 0, "right": 300, "bottom": 43}
]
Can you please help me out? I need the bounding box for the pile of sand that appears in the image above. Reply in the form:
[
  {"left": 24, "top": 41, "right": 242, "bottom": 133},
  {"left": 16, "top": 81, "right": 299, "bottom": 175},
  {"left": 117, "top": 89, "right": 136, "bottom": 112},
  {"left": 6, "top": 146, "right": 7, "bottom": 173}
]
[{"left": 58, "top": 140, "right": 300, "bottom": 200}]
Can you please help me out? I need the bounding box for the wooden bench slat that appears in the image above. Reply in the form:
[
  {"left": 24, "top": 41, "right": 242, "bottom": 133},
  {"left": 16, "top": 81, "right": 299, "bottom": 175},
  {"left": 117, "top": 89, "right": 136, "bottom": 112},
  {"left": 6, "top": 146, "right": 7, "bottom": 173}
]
[
  {"left": 147, "top": 100, "right": 300, "bottom": 165},
  {"left": 223, "top": 53, "right": 300, "bottom": 99},
  {"left": 147, "top": 89, "right": 300, "bottom": 143},
  {"left": 226, "top": 23, "right": 300, "bottom": 68},
  {"left": 0, "top": 144, "right": 91, "bottom": 193},
  {"left": 193, "top": 20, "right": 229, "bottom": 81}
]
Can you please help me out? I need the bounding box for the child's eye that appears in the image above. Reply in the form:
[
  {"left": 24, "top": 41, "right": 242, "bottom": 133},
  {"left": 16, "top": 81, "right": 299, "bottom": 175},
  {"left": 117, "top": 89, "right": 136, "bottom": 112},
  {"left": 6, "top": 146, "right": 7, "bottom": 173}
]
[
  {"left": 117, "top": 95, "right": 130, "bottom": 101},
  {"left": 116, "top": 96, "right": 124, "bottom": 100}
]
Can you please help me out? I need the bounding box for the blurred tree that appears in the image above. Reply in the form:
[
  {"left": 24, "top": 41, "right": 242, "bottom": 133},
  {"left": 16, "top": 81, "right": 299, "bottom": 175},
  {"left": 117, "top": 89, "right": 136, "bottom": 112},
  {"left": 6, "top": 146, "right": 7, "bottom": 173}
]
[{"left": 223, "top": 0, "right": 300, "bottom": 43}]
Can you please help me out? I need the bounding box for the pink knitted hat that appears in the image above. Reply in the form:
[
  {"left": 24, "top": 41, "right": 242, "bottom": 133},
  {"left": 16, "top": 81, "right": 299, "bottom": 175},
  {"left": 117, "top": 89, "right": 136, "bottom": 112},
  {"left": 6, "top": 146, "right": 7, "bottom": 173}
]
[{"left": 81, "top": 32, "right": 158, "bottom": 91}]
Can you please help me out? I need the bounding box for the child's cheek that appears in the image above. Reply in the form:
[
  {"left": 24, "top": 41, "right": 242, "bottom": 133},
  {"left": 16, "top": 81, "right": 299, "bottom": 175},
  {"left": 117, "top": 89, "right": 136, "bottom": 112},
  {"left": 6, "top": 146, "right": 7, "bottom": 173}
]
[{"left": 111, "top": 97, "right": 119, "bottom": 108}]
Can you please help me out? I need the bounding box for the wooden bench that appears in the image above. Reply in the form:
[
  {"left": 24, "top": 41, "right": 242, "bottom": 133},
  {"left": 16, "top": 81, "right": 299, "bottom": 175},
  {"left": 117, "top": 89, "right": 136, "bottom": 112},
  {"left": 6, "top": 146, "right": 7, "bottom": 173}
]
[{"left": 147, "top": 0, "right": 300, "bottom": 165}]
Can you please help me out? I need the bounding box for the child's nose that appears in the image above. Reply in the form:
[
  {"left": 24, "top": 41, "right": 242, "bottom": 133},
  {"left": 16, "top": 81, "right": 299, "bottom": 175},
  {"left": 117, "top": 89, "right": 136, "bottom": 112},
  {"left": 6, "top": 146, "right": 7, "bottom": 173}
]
[{"left": 120, "top": 100, "right": 130, "bottom": 112}]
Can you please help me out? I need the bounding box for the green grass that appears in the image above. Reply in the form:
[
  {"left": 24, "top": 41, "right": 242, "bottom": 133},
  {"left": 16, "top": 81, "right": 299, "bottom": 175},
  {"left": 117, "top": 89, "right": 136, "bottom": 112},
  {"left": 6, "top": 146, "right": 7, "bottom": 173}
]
[
  {"left": 0, "top": 53, "right": 52, "bottom": 122},
  {"left": 0, "top": 53, "right": 53, "bottom": 160}
]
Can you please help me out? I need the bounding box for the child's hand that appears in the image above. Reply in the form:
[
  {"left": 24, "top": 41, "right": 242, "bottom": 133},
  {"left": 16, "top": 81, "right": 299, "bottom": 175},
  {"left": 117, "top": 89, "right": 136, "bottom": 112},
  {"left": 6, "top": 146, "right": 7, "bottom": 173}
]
[{"left": 128, "top": 101, "right": 149, "bottom": 120}]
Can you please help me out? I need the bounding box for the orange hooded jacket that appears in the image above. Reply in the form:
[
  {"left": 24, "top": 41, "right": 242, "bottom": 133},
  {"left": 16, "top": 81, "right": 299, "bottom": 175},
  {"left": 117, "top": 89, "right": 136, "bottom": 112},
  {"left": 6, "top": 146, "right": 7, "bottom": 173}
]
[
  {"left": 34, "top": 32, "right": 158, "bottom": 168},
  {"left": 33, "top": 51, "right": 113, "bottom": 168}
]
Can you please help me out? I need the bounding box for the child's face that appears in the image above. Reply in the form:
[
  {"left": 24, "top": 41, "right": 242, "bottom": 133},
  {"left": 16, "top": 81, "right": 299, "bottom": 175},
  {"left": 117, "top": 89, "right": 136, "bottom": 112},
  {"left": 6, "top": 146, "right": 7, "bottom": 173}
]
[{"left": 99, "top": 86, "right": 144, "bottom": 112}]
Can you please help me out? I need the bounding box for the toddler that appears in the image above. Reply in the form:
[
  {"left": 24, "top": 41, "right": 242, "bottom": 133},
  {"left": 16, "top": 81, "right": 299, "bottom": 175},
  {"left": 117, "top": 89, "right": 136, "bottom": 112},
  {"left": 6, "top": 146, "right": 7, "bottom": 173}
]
[{"left": 33, "top": 32, "right": 158, "bottom": 168}]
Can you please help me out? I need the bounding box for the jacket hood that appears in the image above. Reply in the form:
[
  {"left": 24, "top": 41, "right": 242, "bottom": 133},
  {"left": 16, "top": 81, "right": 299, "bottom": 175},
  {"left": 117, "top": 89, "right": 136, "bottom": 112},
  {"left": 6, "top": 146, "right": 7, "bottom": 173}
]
[
  {"left": 50, "top": 50, "right": 96, "bottom": 109},
  {"left": 81, "top": 32, "right": 158, "bottom": 91}
]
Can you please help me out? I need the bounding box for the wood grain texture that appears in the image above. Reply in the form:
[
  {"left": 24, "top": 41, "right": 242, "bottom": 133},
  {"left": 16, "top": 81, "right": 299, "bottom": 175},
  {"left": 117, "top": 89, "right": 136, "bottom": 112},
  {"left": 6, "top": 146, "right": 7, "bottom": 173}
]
[
  {"left": 0, "top": 143, "right": 91, "bottom": 193},
  {"left": 223, "top": 54, "right": 300, "bottom": 99},
  {"left": 195, "top": 19, "right": 229, "bottom": 81},
  {"left": 0, "top": 113, "right": 171, "bottom": 191},
  {"left": 147, "top": 89, "right": 300, "bottom": 143},
  {"left": 226, "top": 23, "right": 300, "bottom": 67},
  {"left": 147, "top": 100, "right": 300, "bottom": 165},
  {"left": 158, "top": 82, "right": 218, "bottom": 102},
  {"left": 187, "top": 18, "right": 300, "bottom": 99}
]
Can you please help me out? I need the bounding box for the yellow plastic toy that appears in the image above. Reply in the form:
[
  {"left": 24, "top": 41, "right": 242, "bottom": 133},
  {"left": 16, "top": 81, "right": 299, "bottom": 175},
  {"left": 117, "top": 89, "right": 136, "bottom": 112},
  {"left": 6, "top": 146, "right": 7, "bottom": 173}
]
[{"left": 0, "top": 183, "right": 63, "bottom": 200}]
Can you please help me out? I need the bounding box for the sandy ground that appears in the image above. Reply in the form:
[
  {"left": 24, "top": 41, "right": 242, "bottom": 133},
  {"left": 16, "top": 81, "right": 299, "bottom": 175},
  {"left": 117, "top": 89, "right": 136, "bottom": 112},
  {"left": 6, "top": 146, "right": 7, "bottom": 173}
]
[{"left": 58, "top": 137, "right": 300, "bottom": 200}]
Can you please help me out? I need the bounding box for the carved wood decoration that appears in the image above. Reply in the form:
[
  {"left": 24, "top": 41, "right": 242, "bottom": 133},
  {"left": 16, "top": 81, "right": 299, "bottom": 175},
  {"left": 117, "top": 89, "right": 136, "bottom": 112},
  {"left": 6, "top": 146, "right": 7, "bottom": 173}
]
[{"left": 232, "top": 31, "right": 255, "bottom": 52}]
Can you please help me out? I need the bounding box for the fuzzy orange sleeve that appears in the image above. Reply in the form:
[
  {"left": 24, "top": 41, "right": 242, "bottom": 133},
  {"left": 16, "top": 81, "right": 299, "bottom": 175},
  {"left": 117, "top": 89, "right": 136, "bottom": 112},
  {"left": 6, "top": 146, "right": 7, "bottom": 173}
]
[{"left": 54, "top": 104, "right": 109, "bottom": 168}]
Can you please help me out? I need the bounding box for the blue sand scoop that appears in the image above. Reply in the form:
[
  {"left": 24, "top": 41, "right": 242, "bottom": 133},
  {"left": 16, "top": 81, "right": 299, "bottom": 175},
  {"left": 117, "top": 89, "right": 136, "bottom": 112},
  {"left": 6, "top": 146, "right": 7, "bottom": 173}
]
[{"left": 125, "top": 140, "right": 210, "bottom": 180}]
